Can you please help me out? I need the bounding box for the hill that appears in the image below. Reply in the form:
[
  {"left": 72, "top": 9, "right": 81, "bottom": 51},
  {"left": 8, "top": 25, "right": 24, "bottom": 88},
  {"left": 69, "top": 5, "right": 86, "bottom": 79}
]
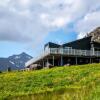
[
  {"left": 0, "top": 52, "right": 32, "bottom": 71},
  {"left": 0, "top": 63, "right": 100, "bottom": 100}
]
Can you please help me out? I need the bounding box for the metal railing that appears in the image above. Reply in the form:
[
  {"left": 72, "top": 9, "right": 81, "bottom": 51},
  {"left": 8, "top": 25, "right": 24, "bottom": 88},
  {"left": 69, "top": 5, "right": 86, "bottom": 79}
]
[
  {"left": 50, "top": 48, "right": 100, "bottom": 57},
  {"left": 25, "top": 47, "right": 100, "bottom": 67},
  {"left": 25, "top": 49, "right": 50, "bottom": 67}
]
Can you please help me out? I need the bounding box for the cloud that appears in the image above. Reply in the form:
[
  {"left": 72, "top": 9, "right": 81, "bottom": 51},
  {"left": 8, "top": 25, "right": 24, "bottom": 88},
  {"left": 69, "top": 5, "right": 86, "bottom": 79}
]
[
  {"left": 76, "top": 11, "right": 100, "bottom": 39},
  {"left": 0, "top": 0, "right": 100, "bottom": 44},
  {"left": 75, "top": 0, "right": 100, "bottom": 38}
]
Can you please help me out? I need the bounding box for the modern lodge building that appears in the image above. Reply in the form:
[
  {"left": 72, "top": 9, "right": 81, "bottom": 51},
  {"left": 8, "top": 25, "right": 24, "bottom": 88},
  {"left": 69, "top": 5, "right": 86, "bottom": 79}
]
[{"left": 25, "top": 27, "right": 100, "bottom": 70}]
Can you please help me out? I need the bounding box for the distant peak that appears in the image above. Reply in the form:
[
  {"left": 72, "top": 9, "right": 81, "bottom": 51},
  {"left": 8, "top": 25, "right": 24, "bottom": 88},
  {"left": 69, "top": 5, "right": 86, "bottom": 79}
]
[
  {"left": 20, "top": 52, "right": 33, "bottom": 58},
  {"left": 21, "top": 52, "right": 26, "bottom": 55},
  {"left": 20, "top": 52, "right": 29, "bottom": 57}
]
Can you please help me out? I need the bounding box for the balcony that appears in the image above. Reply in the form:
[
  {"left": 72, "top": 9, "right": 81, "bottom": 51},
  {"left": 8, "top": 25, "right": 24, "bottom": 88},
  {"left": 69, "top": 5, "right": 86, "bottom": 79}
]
[
  {"left": 49, "top": 47, "right": 100, "bottom": 57},
  {"left": 25, "top": 47, "right": 100, "bottom": 67}
]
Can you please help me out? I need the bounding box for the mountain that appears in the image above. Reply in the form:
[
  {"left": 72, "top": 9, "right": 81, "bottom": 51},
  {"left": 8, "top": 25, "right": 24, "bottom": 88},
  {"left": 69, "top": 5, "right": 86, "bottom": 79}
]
[
  {"left": 87, "top": 27, "right": 100, "bottom": 43},
  {"left": 0, "top": 52, "right": 33, "bottom": 71}
]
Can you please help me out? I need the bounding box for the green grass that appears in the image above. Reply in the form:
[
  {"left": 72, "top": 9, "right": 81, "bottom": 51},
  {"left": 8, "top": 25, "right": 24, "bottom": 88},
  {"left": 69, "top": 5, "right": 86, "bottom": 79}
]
[{"left": 0, "top": 63, "right": 100, "bottom": 100}]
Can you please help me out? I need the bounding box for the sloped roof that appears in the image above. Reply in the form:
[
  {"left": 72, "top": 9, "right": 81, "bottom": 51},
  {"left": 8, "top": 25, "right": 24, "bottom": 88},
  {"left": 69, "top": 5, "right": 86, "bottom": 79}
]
[
  {"left": 44, "top": 42, "right": 61, "bottom": 48},
  {"left": 62, "top": 36, "right": 92, "bottom": 50}
]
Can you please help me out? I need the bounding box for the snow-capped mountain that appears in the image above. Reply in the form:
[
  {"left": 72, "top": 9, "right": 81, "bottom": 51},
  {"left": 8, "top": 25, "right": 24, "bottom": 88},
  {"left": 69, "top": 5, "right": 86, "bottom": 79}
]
[{"left": 0, "top": 52, "right": 33, "bottom": 71}]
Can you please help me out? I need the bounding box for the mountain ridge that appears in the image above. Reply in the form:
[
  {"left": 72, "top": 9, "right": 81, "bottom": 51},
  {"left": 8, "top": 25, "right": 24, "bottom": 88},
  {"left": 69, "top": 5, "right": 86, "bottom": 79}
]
[{"left": 0, "top": 52, "right": 33, "bottom": 71}]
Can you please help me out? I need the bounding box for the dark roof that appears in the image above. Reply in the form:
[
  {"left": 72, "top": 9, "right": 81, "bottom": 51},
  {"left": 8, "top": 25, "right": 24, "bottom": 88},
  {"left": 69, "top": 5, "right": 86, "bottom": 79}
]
[
  {"left": 62, "top": 36, "right": 92, "bottom": 50},
  {"left": 44, "top": 36, "right": 99, "bottom": 50},
  {"left": 63, "top": 36, "right": 92, "bottom": 46},
  {"left": 44, "top": 42, "right": 61, "bottom": 48}
]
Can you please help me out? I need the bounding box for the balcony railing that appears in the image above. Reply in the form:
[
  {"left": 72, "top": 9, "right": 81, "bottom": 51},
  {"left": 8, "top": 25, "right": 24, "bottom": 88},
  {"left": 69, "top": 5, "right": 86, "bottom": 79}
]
[
  {"left": 25, "top": 50, "right": 50, "bottom": 67},
  {"left": 25, "top": 47, "right": 100, "bottom": 67},
  {"left": 50, "top": 48, "right": 100, "bottom": 57}
]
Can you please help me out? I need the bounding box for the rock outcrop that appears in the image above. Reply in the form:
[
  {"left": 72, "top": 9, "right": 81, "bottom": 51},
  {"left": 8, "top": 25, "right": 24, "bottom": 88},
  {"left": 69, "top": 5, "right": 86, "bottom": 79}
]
[{"left": 87, "top": 27, "right": 100, "bottom": 43}]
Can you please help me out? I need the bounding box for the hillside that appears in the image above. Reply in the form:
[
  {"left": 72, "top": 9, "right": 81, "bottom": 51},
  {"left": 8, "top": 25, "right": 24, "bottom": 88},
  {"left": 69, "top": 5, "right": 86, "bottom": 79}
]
[
  {"left": 0, "top": 52, "right": 32, "bottom": 71},
  {"left": 0, "top": 63, "right": 100, "bottom": 100}
]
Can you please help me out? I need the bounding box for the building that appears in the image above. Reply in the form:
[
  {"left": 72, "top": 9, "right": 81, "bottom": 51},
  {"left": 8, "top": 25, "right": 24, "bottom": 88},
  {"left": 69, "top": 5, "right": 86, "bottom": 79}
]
[{"left": 25, "top": 27, "right": 100, "bottom": 70}]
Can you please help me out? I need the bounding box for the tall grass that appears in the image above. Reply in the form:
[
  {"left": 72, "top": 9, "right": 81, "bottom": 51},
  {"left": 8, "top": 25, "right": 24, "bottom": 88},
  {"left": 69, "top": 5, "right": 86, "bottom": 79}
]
[{"left": 0, "top": 63, "right": 100, "bottom": 100}]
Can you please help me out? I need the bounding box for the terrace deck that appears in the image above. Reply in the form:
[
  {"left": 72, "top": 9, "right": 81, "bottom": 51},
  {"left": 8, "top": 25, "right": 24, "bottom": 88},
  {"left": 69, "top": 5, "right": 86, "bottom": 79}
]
[{"left": 25, "top": 47, "right": 100, "bottom": 67}]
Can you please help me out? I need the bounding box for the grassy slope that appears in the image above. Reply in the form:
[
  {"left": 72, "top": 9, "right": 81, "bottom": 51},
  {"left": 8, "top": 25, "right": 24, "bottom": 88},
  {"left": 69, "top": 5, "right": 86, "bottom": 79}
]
[{"left": 0, "top": 64, "right": 100, "bottom": 100}]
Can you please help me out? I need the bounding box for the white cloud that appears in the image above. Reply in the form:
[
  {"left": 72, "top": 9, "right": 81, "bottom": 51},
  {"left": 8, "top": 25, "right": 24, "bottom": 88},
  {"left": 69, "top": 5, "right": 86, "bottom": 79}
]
[
  {"left": 0, "top": 0, "right": 100, "bottom": 44},
  {"left": 40, "top": 13, "right": 70, "bottom": 28},
  {"left": 19, "top": 0, "right": 30, "bottom": 6},
  {"left": 51, "top": 17, "right": 67, "bottom": 27},
  {"left": 76, "top": 11, "right": 100, "bottom": 39}
]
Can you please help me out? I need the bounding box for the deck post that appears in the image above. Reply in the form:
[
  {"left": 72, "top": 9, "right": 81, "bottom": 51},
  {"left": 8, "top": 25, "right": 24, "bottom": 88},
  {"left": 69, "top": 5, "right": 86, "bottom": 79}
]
[
  {"left": 46, "top": 58, "right": 49, "bottom": 68},
  {"left": 90, "top": 58, "right": 92, "bottom": 64},
  {"left": 53, "top": 56, "right": 55, "bottom": 66},
  {"left": 91, "top": 43, "right": 95, "bottom": 56},
  {"left": 60, "top": 55, "right": 63, "bottom": 66},
  {"left": 99, "top": 58, "right": 100, "bottom": 63},
  {"left": 43, "top": 60, "right": 44, "bottom": 68},
  {"left": 75, "top": 57, "right": 77, "bottom": 65}
]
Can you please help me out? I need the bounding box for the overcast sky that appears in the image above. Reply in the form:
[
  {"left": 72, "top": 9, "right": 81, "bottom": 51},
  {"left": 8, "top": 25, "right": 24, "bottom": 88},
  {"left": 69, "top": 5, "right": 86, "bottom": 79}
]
[{"left": 0, "top": 0, "right": 100, "bottom": 57}]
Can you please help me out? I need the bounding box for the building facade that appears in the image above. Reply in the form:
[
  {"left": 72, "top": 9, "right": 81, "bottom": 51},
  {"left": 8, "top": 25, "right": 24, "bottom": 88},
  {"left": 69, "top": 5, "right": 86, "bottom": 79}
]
[{"left": 25, "top": 28, "right": 100, "bottom": 70}]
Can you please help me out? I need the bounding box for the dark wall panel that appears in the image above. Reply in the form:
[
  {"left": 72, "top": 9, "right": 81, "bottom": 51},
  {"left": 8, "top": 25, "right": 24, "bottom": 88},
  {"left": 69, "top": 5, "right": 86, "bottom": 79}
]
[{"left": 63, "top": 36, "right": 92, "bottom": 50}]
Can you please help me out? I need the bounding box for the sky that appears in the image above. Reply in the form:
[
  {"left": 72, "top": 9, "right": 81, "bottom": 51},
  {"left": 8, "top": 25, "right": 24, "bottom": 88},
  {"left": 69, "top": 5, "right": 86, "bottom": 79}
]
[{"left": 0, "top": 0, "right": 100, "bottom": 57}]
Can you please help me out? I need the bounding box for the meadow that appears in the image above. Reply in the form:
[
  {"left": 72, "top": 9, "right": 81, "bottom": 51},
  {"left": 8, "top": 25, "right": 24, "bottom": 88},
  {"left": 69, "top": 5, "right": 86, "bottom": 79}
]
[{"left": 0, "top": 63, "right": 100, "bottom": 100}]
